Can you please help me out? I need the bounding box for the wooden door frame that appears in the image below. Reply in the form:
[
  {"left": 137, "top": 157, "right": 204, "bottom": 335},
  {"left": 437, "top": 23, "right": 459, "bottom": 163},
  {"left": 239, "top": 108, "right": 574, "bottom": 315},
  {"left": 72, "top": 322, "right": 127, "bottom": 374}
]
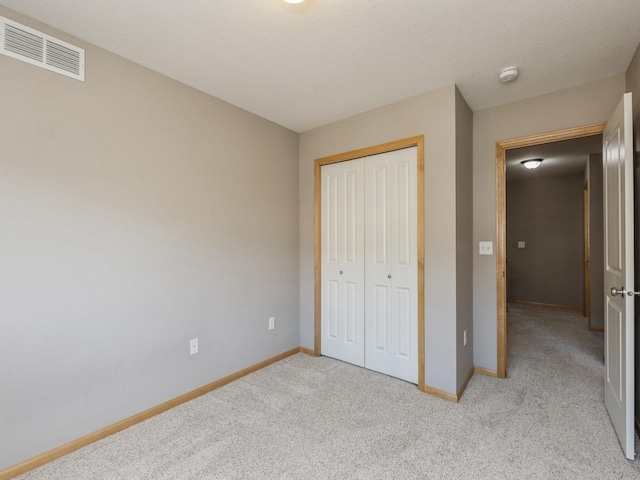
[
  {"left": 314, "top": 135, "right": 425, "bottom": 391},
  {"left": 496, "top": 123, "right": 606, "bottom": 378}
]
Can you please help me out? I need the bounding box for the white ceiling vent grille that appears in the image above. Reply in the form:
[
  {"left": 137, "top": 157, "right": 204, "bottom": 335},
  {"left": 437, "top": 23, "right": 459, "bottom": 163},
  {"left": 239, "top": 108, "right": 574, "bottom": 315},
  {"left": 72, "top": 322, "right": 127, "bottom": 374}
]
[{"left": 0, "top": 16, "right": 84, "bottom": 81}]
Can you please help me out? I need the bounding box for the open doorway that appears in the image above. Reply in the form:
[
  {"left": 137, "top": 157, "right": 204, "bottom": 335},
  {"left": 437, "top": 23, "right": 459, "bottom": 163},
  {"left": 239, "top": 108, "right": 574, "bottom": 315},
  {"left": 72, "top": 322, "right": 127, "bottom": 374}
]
[
  {"left": 505, "top": 134, "right": 604, "bottom": 326},
  {"left": 495, "top": 123, "right": 606, "bottom": 378}
]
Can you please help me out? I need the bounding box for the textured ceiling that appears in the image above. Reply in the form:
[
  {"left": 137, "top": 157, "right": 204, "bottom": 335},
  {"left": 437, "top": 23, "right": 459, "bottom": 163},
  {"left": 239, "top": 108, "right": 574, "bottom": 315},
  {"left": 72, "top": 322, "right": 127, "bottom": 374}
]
[{"left": 2, "top": 0, "right": 640, "bottom": 132}]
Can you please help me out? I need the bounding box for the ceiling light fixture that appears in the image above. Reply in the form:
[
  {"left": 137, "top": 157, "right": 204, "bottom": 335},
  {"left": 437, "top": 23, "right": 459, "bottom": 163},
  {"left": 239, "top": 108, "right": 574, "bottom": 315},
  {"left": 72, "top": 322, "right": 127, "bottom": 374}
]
[
  {"left": 521, "top": 159, "right": 543, "bottom": 169},
  {"left": 499, "top": 66, "right": 519, "bottom": 83},
  {"left": 279, "top": 0, "right": 310, "bottom": 14}
]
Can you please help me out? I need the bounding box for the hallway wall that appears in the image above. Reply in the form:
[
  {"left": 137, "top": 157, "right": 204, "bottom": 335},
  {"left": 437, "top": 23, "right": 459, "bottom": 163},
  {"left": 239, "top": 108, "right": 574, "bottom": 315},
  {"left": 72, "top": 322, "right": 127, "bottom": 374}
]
[
  {"left": 506, "top": 174, "right": 584, "bottom": 308},
  {"left": 588, "top": 153, "right": 605, "bottom": 330}
]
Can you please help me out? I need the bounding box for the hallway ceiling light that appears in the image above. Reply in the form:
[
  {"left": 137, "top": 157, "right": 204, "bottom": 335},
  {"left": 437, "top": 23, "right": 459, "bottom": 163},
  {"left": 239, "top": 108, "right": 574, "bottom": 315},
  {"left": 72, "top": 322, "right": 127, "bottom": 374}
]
[
  {"left": 279, "top": 0, "right": 310, "bottom": 14},
  {"left": 521, "top": 159, "right": 543, "bottom": 169}
]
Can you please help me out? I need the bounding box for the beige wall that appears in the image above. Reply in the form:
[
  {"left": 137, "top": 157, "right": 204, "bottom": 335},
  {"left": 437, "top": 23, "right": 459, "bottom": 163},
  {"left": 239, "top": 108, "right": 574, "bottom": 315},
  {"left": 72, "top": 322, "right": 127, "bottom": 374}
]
[
  {"left": 0, "top": 6, "right": 299, "bottom": 470},
  {"left": 299, "top": 86, "right": 464, "bottom": 394},
  {"left": 588, "top": 153, "right": 604, "bottom": 330},
  {"left": 455, "top": 87, "right": 474, "bottom": 389},
  {"left": 3, "top": 2, "right": 637, "bottom": 470},
  {"left": 627, "top": 43, "right": 640, "bottom": 116},
  {"left": 472, "top": 74, "right": 625, "bottom": 371},
  {"left": 506, "top": 174, "right": 584, "bottom": 308}
]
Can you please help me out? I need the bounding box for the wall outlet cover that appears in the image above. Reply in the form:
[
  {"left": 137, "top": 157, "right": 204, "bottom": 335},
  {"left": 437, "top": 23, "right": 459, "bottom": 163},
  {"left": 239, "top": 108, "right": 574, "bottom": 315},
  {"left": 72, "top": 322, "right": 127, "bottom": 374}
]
[{"left": 479, "top": 241, "right": 493, "bottom": 255}]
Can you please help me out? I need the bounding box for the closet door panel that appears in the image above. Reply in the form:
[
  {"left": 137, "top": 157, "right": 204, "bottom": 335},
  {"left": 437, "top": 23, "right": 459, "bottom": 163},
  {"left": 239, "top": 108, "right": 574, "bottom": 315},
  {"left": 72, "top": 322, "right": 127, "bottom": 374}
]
[
  {"left": 327, "top": 279, "right": 339, "bottom": 340},
  {"left": 390, "top": 152, "right": 418, "bottom": 380},
  {"left": 321, "top": 160, "right": 365, "bottom": 366},
  {"left": 395, "top": 286, "right": 412, "bottom": 359},
  {"left": 365, "top": 147, "right": 418, "bottom": 384},
  {"left": 373, "top": 165, "right": 388, "bottom": 264},
  {"left": 345, "top": 281, "right": 357, "bottom": 344},
  {"left": 374, "top": 284, "right": 389, "bottom": 351},
  {"left": 396, "top": 161, "right": 411, "bottom": 266}
]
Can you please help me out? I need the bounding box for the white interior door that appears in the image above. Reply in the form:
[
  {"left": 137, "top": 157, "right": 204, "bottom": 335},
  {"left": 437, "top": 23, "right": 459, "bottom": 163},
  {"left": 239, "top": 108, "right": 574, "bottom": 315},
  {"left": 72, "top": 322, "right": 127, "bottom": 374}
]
[
  {"left": 364, "top": 147, "right": 418, "bottom": 383},
  {"left": 320, "top": 159, "right": 365, "bottom": 366},
  {"left": 603, "top": 92, "right": 635, "bottom": 460}
]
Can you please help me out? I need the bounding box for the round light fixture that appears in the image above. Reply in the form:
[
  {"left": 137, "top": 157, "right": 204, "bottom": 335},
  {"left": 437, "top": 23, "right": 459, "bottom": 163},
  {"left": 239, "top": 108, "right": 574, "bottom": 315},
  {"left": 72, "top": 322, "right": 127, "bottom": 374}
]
[
  {"left": 280, "top": 0, "right": 310, "bottom": 13},
  {"left": 499, "top": 66, "right": 519, "bottom": 83},
  {"left": 521, "top": 159, "right": 542, "bottom": 169}
]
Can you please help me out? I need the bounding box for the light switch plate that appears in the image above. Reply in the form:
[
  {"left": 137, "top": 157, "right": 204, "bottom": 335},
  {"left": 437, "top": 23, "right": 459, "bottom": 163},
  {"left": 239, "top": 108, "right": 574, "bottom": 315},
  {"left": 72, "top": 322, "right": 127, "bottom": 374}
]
[
  {"left": 518, "top": 241, "right": 526, "bottom": 249},
  {"left": 479, "top": 241, "right": 493, "bottom": 255}
]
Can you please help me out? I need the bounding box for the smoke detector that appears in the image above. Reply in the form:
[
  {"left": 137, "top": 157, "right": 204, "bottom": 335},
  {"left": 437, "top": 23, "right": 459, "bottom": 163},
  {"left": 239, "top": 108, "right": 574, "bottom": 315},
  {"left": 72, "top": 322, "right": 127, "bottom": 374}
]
[{"left": 499, "top": 66, "right": 519, "bottom": 83}]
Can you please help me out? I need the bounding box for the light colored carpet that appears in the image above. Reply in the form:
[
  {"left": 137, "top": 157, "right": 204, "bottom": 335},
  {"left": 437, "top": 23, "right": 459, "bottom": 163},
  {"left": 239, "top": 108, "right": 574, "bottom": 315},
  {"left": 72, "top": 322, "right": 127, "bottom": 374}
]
[{"left": 16, "top": 303, "right": 640, "bottom": 479}]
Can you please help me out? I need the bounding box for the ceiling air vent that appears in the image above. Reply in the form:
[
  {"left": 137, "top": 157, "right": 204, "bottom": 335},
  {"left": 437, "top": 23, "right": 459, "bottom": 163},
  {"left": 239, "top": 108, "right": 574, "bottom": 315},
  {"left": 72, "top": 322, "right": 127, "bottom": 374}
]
[{"left": 0, "top": 15, "right": 84, "bottom": 81}]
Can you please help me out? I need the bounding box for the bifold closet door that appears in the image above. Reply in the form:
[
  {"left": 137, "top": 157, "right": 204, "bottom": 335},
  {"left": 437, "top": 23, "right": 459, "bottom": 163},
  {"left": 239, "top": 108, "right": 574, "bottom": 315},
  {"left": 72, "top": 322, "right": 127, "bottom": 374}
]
[
  {"left": 320, "top": 147, "right": 417, "bottom": 384},
  {"left": 364, "top": 147, "right": 418, "bottom": 384},
  {"left": 320, "top": 159, "right": 365, "bottom": 366}
]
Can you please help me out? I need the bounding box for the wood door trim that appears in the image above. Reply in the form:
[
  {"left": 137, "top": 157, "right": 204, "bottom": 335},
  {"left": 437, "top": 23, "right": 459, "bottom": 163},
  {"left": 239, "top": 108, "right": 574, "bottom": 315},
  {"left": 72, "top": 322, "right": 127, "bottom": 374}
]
[
  {"left": 299, "top": 347, "right": 315, "bottom": 356},
  {"left": 509, "top": 299, "right": 583, "bottom": 311},
  {"left": 314, "top": 136, "right": 425, "bottom": 391},
  {"left": 474, "top": 366, "right": 499, "bottom": 378},
  {"left": 422, "top": 365, "right": 473, "bottom": 403},
  {"left": 496, "top": 122, "right": 606, "bottom": 378}
]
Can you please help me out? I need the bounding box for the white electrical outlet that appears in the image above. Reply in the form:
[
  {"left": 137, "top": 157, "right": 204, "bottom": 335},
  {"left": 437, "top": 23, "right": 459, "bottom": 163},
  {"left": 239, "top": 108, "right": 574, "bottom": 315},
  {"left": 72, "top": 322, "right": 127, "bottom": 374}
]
[
  {"left": 463, "top": 330, "right": 468, "bottom": 346},
  {"left": 269, "top": 317, "right": 275, "bottom": 330},
  {"left": 190, "top": 338, "right": 198, "bottom": 355}
]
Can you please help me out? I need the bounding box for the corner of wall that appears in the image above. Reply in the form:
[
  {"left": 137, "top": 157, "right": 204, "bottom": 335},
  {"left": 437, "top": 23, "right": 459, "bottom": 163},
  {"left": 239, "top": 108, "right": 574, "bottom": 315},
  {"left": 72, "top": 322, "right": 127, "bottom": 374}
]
[
  {"left": 454, "top": 87, "right": 474, "bottom": 391},
  {"left": 625, "top": 41, "right": 640, "bottom": 113}
]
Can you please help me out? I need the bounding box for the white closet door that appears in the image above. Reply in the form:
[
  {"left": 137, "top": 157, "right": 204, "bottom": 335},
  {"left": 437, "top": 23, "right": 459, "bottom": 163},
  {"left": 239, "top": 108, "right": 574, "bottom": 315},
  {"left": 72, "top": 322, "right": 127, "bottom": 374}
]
[
  {"left": 364, "top": 147, "right": 418, "bottom": 383},
  {"left": 321, "top": 159, "right": 365, "bottom": 366}
]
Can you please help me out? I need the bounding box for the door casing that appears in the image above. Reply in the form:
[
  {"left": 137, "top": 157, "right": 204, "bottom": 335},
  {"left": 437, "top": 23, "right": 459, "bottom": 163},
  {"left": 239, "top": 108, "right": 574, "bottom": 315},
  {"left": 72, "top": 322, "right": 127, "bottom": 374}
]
[
  {"left": 495, "top": 123, "right": 606, "bottom": 378},
  {"left": 314, "top": 136, "right": 425, "bottom": 391}
]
